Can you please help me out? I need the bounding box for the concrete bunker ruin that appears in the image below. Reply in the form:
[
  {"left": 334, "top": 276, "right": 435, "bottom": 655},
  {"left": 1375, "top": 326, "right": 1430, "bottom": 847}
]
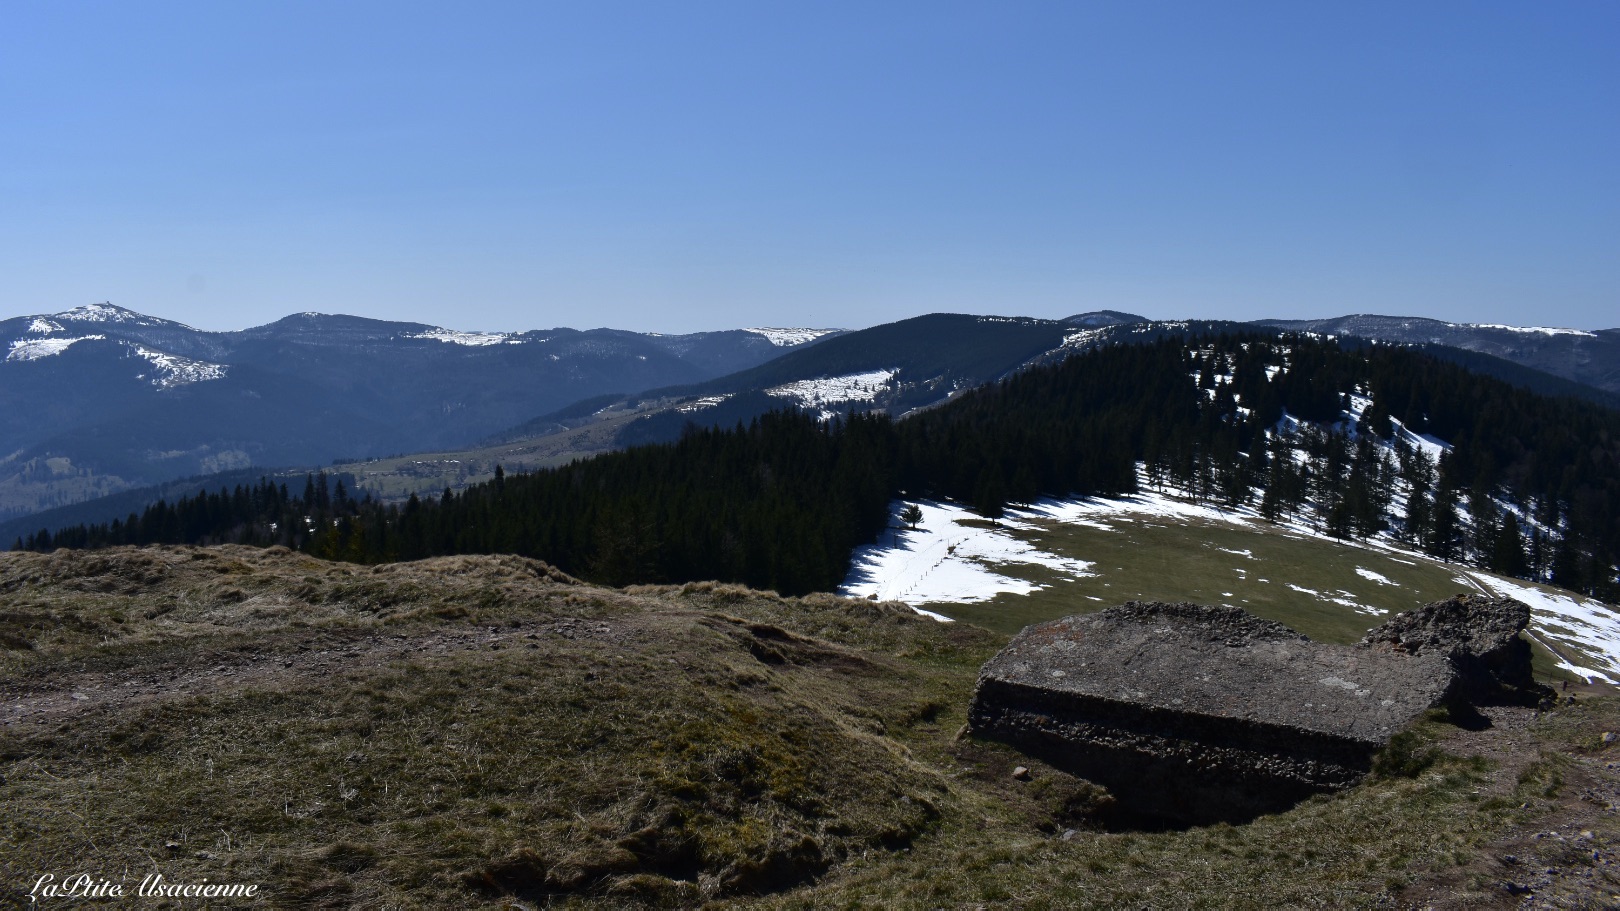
[{"left": 967, "top": 596, "right": 1540, "bottom": 826}]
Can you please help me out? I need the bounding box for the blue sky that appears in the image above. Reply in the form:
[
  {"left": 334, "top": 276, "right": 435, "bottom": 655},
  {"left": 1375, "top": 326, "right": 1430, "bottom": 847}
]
[{"left": 2, "top": 1, "right": 1615, "bottom": 333}]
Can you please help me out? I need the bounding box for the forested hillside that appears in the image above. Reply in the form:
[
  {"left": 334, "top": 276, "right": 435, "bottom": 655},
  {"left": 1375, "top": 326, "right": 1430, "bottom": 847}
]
[{"left": 20, "top": 334, "right": 1620, "bottom": 600}]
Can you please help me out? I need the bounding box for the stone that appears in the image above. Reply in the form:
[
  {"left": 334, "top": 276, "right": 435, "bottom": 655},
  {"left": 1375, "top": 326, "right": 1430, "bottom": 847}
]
[
  {"left": 968, "top": 601, "right": 1476, "bottom": 825},
  {"left": 1359, "top": 594, "right": 1542, "bottom": 703},
  {"left": 1012, "top": 766, "right": 1031, "bottom": 781}
]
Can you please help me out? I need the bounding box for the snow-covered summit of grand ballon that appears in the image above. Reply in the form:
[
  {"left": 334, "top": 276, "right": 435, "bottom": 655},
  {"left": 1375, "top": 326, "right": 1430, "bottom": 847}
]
[{"left": 48, "top": 301, "right": 189, "bottom": 327}]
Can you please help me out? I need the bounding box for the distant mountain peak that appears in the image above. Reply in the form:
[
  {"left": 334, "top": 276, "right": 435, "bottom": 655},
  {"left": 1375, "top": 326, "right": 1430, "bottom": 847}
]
[
  {"left": 51, "top": 302, "right": 176, "bottom": 327},
  {"left": 1063, "top": 310, "right": 1148, "bottom": 328}
]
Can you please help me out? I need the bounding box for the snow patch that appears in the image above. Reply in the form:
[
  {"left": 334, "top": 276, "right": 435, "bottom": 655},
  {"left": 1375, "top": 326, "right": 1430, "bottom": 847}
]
[
  {"left": 1022, "top": 489, "right": 1250, "bottom": 527},
  {"left": 1285, "top": 583, "right": 1382, "bottom": 615},
  {"left": 1469, "top": 574, "right": 1620, "bottom": 683},
  {"left": 26, "top": 318, "right": 63, "bottom": 334},
  {"left": 6, "top": 335, "right": 104, "bottom": 362},
  {"left": 408, "top": 328, "right": 513, "bottom": 346},
  {"left": 677, "top": 395, "right": 732, "bottom": 413},
  {"left": 1389, "top": 415, "right": 1450, "bottom": 460},
  {"left": 1060, "top": 328, "right": 1107, "bottom": 349},
  {"left": 1355, "top": 567, "right": 1397, "bottom": 586},
  {"left": 767, "top": 368, "right": 897, "bottom": 414},
  {"left": 741, "top": 327, "right": 840, "bottom": 346},
  {"left": 840, "top": 500, "right": 1094, "bottom": 612},
  {"left": 128, "top": 345, "right": 228, "bottom": 389},
  {"left": 1468, "top": 323, "right": 1595, "bottom": 338}
]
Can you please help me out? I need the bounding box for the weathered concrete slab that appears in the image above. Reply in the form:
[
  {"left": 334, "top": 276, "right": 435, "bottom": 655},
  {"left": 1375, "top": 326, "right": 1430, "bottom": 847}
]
[{"left": 968, "top": 600, "right": 1516, "bottom": 825}]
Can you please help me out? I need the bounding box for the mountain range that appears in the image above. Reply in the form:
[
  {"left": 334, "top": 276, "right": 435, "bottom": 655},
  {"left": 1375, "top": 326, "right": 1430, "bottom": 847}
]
[
  {"left": 2, "top": 302, "right": 1616, "bottom": 537},
  {"left": 0, "top": 303, "right": 842, "bottom": 521}
]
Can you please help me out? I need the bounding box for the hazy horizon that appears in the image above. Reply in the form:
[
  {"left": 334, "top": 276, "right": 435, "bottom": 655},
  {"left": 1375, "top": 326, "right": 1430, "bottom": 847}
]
[{"left": 8, "top": 300, "right": 1615, "bottom": 337}]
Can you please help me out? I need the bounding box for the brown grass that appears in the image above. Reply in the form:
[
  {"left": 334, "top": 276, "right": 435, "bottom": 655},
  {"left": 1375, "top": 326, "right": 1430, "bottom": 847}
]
[{"left": 1, "top": 545, "right": 1616, "bottom": 908}]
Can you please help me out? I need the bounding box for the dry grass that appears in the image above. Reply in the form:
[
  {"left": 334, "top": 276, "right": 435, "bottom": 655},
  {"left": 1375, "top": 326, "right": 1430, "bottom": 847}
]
[{"left": 1, "top": 545, "right": 1616, "bottom": 908}]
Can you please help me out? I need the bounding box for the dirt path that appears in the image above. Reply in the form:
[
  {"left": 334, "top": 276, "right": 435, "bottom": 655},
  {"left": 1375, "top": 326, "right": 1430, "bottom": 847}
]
[{"left": 1401, "top": 698, "right": 1620, "bottom": 908}]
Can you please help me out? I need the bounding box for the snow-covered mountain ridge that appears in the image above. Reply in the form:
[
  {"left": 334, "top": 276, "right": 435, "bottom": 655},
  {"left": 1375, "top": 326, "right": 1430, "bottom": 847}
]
[{"left": 0, "top": 303, "right": 845, "bottom": 522}]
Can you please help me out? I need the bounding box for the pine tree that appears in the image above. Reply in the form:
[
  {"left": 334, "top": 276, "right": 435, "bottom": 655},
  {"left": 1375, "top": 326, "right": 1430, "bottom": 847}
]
[
  {"left": 1490, "top": 512, "right": 1528, "bottom": 577},
  {"left": 900, "top": 504, "right": 923, "bottom": 529}
]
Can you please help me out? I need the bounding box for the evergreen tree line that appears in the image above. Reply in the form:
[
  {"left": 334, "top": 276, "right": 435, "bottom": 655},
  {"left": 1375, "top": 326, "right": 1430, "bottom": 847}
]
[{"left": 17, "top": 334, "right": 1620, "bottom": 600}]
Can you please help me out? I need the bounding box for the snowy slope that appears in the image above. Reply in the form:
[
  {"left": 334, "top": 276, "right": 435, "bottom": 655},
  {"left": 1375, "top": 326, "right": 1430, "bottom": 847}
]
[
  {"left": 6, "top": 335, "right": 105, "bottom": 362},
  {"left": 841, "top": 499, "right": 1094, "bottom": 610},
  {"left": 842, "top": 489, "right": 1620, "bottom": 683},
  {"left": 765, "top": 369, "right": 898, "bottom": 419},
  {"left": 742, "top": 327, "right": 842, "bottom": 346},
  {"left": 406, "top": 328, "right": 517, "bottom": 346}
]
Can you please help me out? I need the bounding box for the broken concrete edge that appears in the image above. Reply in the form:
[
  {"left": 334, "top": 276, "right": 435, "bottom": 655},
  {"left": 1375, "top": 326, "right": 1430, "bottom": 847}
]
[{"left": 1359, "top": 593, "right": 1549, "bottom": 705}]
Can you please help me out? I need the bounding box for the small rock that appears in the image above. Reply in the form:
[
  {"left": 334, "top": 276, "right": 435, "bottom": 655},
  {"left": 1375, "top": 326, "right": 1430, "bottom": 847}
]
[
  {"left": 1602, "top": 732, "right": 1617, "bottom": 745},
  {"left": 1012, "top": 766, "right": 1031, "bottom": 781},
  {"left": 1061, "top": 829, "right": 1078, "bottom": 842},
  {"left": 70, "top": 693, "right": 88, "bottom": 701},
  {"left": 164, "top": 841, "right": 181, "bottom": 851}
]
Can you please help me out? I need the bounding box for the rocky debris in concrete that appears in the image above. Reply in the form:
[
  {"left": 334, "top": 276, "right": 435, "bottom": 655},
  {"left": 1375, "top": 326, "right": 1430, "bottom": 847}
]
[
  {"left": 968, "top": 601, "right": 1468, "bottom": 825},
  {"left": 1358, "top": 594, "right": 1547, "bottom": 704}
]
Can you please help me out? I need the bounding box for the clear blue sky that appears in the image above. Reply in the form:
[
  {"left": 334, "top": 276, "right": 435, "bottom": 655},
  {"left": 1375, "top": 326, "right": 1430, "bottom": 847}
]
[{"left": 2, "top": 1, "right": 1615, "bottom": 333}]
